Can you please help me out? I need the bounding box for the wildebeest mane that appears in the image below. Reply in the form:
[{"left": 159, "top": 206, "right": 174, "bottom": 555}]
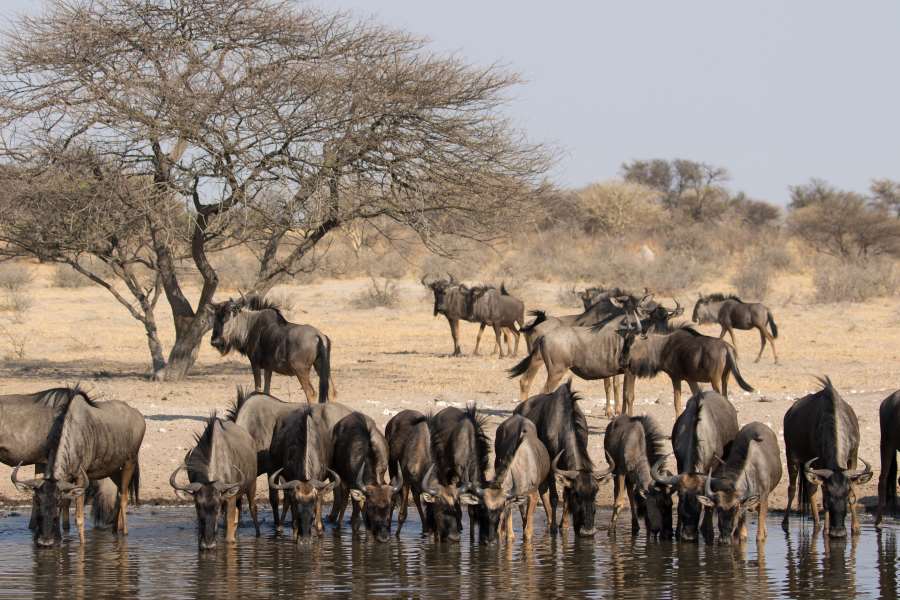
[
  {"left": 559, "top": 384, "right": 594, "bottom": 471},
  {"left": 500, "top": 283, "right": 510, "bottom": 295},
  {"left": 671, "top": 322, "right": 703, "bottom": 336},
  {"left": 34, "top": 385, "right": 91, "bottom": 409},
  {"left": 242, "top": 294, "right": 288, "bottom": 323},
  {"left": 188, "top": 412, "right": 220, "bottom": 474},
  {"left": 223, "top": 386, "right": 289, "bottom": 422},
  {"left": 46, "top": 386, "right": 100, "bottom": 457},
  {"left": 703, "top": 293, "right": 743, "bottom": 303},
  {"left": 635, "top": 415, "right": 668, "bottom": 467},
  {"left": 466, "top": 404, "right": 491, "bottom": 477},
  {"left": 811, "top": 376, "right": 842, "bottom": 466}
]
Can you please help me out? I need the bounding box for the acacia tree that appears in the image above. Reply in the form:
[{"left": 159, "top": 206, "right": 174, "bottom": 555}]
[
  {"left": 0, "top": 0, "right": 550, "bottom": 379},
  {"left": 621, "top": 158, "right": 730, "bottom": 221}
]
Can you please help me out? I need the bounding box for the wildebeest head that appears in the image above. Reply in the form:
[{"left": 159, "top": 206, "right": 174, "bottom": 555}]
[
  {"left": 643, "top": 299, "right": 683, "bottom": 333},
  {"left": 552, "top": 452, "right": 614, "bottom": 537},
  {"left": 210, "top": 299, "right": 243, "bottom": 354},
  {"left": 460, "top": 480, "right": 525, "bottom": 544},
  {"left": 421, "top": 274, "right": 465, "bottom": 317},
  {"left": 692, "top": 294, "right": 718, "bottom": 324},
  {"left": 803, "top": 457, "right": 873, "bottom": 538},
  {"left": 651, "top": 456, "right": 704, "bottom": 542},
  {"left": 13, "top": 464, "right": 86, "bottom": 547},
  {"left": 169, "top": 464, "right": 243, "bottom": 550},
  {"left": 464, "top": 285, "right": 492, "bottom": 317},
  {"left": 419, "top": 465, "right": 473, "bottom": 542},
  {"left": 349, "top": 464, "right": 403, "bottom": 543},
  {"left": 697, "top": 471, "right": 758, "bottom": 544},
  {"left": 269, "top": 468, "right": 340, "bottom": 540}
]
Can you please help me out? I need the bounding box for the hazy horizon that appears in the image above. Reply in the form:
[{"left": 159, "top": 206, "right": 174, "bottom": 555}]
[{"left": 4, "top": 0, "right": 898, "bottom": 205}]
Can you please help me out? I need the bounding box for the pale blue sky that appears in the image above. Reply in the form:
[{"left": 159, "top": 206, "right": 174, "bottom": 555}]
[{"left": 4, "top": 0, "right": 899, "bottom": 204}]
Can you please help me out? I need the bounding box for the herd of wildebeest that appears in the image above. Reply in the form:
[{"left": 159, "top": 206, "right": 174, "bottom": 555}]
[{"left": 4, "top": 279, "right": 900, "bottom": 553}]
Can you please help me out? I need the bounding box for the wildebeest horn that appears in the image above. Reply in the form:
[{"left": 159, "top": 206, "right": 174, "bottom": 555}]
[
  {"left": 447, "top": 273, "right": 456, "bottom": 284},
  {"left": 391, "top": 462, "right": 404, "bottom": 493},
  {"left": 844, "top": 457, "right": 872, "bottom": 480},
  {"left": 551, "top": 451, "right": 578, "bottom": 481},
  {"left": 169, "top": 463, "right": 203, "bottom": 496},
  {"left": 11, "top": 462, "right": 43, "bottom": 491},
  {"left": 422, "top": 465, "right": 439, "bottom": 495},
  {"left": 651, "top": 454, "right": 679, "bottom": 486},
  {"left": 704, "top": 468, "right": 715, "bottom": 498},
  {"left": 320, "top": 468, "right": 341, "bottom": 491},
  {"left": 669, "top": 298, "right": 683, "bottom": 316},
  {"left": 268, "top": 468, "right": 298, "bottom": 490},
  {"left": 215, "top": 465, "right": 245, "bottom": 491},
  {"left": 804, "top": 457, "right": 834, "bottom": 479},
  {"left": 355, "top": 464, "right": 367, "bottom": 490},
  {"left": 595, "top": 451, "right": 616, "bottom": 481}
]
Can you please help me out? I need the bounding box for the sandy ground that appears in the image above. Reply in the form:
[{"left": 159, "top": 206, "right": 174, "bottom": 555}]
[{"left": 1, "top": 268, "right": 899, "bottom": 516}]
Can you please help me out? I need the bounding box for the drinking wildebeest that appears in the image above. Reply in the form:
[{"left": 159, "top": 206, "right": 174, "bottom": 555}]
[
  {"left": 698, "top": 422, "right": 782, "bottom": 545},
  {"left": 604, "top": 414, "right": 673, "bottom": 539},
  {"left": 12, "top": 392, "right": 144, "bottom": 547},
  {"left": 268, "top": 406, "right": 341, "bottom": 540},
  {"left": 460, "top": 415, "right": 552, "bottom": 543},
  {"left": 329, "top": 412, "right": 402, "bottom": 542},
  {"left": 385, "top": 410, "right": 432, "bottom": 537},
  {"left": 692, "top": 293, "right": 779, "bottom": 364},
  {"left": 225, "top": 389, "right": 351, "bottom": 533},
  {"left": 876, "top": 390, "right": 900, "bottom": 528},
  {"left": 514, "top": 381, "right": 613, "bottom": 536},
  {"left": 0, "top": 387, "right": 115, "bottom": 530},
  {"left": 425, "top": 405, "right": 491, "bottom": 541},
  {"left": 651, "top": 391, "right": 740, "bottom": 542},
  {"left": 211, "top": 294, "right": 335, "bottom": 403},
  {"left": 466, "top": 283, "right": 525, "bottom": 357},
  {"left": 169, "top": 415, "right": 259, "bottom": 550},
  {"left": 782, "top": 377, "right": 872, "bottom": 538},
  {"left": 618, "top": 324, "right": 754, "bottom": 414}
]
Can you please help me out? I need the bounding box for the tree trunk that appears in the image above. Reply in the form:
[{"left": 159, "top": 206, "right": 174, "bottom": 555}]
[
  {"left": 159, "top": 311, "right": 211, "bottom": 381},
  {"left": 142, "top": 311, "right": 167, "bottom": 376}
]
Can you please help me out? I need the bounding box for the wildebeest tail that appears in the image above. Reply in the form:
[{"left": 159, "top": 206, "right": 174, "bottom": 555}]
[
  {"left": 130, "top": 459, "right": 141, "bottom": 506},
  {"left": 316, "top": 335, "right": 331, "bottom": 403},
  {"left": 89, "top": 478, "right": 118, "bottom": 529},
  {"left": 508, "top": 337, "right": 541, "bottom": 379},
  {"left": 725, "top": 346, "right": 754, "bottom": 392},
  {"left": 767, "top": 311, "right": 778, "bottom": 339},
  {"left": 520, "top": 310, "right": 547, "bottom": 335}
]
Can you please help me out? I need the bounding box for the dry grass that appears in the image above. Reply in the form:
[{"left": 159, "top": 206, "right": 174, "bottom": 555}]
[
  {"left": 0, "top": 263, "right": 33, "bottom": 292},
  {"left": 349, "top": 278, "right": 401, "bottom": 309},
  {"left": 51, "top": 265, "right": 91, "bottom": 288},
  {"left": 813, "top": 258, "right": 900, "bottom": 303}
]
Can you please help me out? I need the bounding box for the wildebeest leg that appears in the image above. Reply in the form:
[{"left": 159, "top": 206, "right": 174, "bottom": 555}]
[
  {"left": 449, "top": 318, "right": 462, "bottom": 356},
  {"left": 609, "top": 474, "right": 625, "bottom": 534},
  {"left": 396, "top": 485, "right": 409, "bottom": 536},
  {"left": 117, "top": 460, "right": 136, "bottom": 536},
  {"left": 75, "top": 495, "right": 85, "bottom": 544},
  {"left": 61, "top": 498, "right": 71, "bottom": 532},
  {"left": 350, "top": 497, "right": 361, "bottom": 534},
  {"left": 510, "top": 327, "right": 521, "bottom": 357},
  {"left": 755, "top": 327, "right": 767, "bottom": 363},
  {"left": 726, "top": 326, "right": 738, "bottom": 356},
  {"left": 808, "top": 484, "right": 821, "bottom": 531},
  {"left": 269, "top": 478, "right": 283, "bottom": 533},
  {"left": 524, "top": 491, "right": 538, "bottom": 540},
  {"left": 850, "top": 485, "right": 861, "bottom": 536},
  {"left": 671, "top": 378, "right": 682, "bottom": 415},
  {"left": 626, "top": 486, "right": 640, "bottom": 536},
  {"left": 757, "top": 495, "right": 768, "bottom": 543},
  {"left": 473, "top": 323, "right": 486, "bottom": 356},
  {"left": 296, "top": 371, "right": 317, "bottom": 404},
  {"left": 330, "top": 485, "right": 348, "bottom": 527},
  {"left": 225, "top": 498, "right": 237, "bottom": 544},
  {"left": 622, "top": 372, "right": 636, "bottom": 416},
  {"left": 469, "top": 506, "right": 477, "bottom": 541},
  {"left": 411, "top": 487, "right": 427, "bottom": 534},
  {"left": 876, "top": 440, "right": 898, "bottom": 528},
  {"left": 505, "top": 507, "right": 515, "bottom": 542},
  {"left": 491, "top": 324, "right": 505, "bottom": 358},
  {"left": 782, "top": 457, "right": 797, "bottom": 532},
  {"left": 518, "top": 354, "right": 543, "bottom": 402},
  {"left": 29, "top": 465, "right": 43, "bottom": 530},
  {"left": 548, "top": 481, "right": 559, "bottom": 534},
  {"left": 247, "top": 479, "right": 260, "bottom": 537},
  {"left": 701, "top": 509, "right": 714, "bottom": 544},
  {"left": 252, "top": 364, "right": 262, "bottom": 392},
  {"left": 539, "top": 482, "right": 555, "bottom": 535},
  {"left": 543, "top": 368, "right": 566, "bottom": 397},
  {"left": 315, "top": 497, "right": 324, "bottom": 536},
  {"left": 263, "top": 370, "right": 273, "bottom": 395},
  {"left": 603, "top": 378, "right": 614, "bottom": 418}
]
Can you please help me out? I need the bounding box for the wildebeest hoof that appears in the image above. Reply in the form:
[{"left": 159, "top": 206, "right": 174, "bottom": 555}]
[{"left": 781, "top": 520, "right": 789, "bottom": 532}]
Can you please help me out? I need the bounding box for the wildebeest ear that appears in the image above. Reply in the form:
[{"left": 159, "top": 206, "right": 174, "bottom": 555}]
[
  {"left": 221, "top": 484, "right": 241, "bottom": 499},
  {"left": 609, "top": 297, "right": 623, "bottom": 308},
  {"left": 697, "top": 495, "right": 716, "bottom": 508},
  {"left": 741, "top": 496, "right": 760, "bottom": 512},
  {"left": 459, "top": 493, "right": 480, "bottom": 506},
  {"left": 803, "top": 470, "right": 826, "bottom": 486},
  {"left": 350, "top": 488, "right": 366, "bottom": 504},
  {"left": 855, "top": 471, "right": 874, "bottom": 485},
  {"left": 420, "top": 492, "right": 436, "bottom": 504}
]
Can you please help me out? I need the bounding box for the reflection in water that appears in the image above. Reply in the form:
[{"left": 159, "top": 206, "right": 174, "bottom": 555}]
[{"left": 0, "top": 507, "right": 894, "bottom": 599}]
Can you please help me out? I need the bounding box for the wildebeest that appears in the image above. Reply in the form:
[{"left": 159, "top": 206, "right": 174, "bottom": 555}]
[
  {"left": 422, "top": 273, "right": 478, "bottom": 356},
  {"left": 692, "top": 293, "right": 779, "bottom": 364},
  {"left": 0, "top": 387, "right": 115, "bottom": 530},
  {"left": 211, "top": 294, "right": 335, "bottom": 403},
  {"left": 225, "top": 389, "right": 351, "bottom": 533},
  {"left": 604, "top": 414, "right": 672, "bottom": 538},
  {"left": 466, "top": 283, "right": 525, "bottom": 357},
  {"left": 876, "top": 390, "right": 900, "bottom": 528},
  {"left": 651, "top": 391, "right": 740, "bottom": 542},
  {"left": 329, "top": 412, "right": 402, "bottom": 542},
  {"left": 385, "top": 410, "right": 432, "bottom": 537},
  {"left": 782, "top": 377, "right": 872, "bottom": 538},
  {"left": 460, "top": 415, "right": 551, "bottom": 543},
  {"left": 12, "top": 392, "right": 144, "bottom": 547},
  {"left": 618, "top": 324, "right": 754, "bottom": 414},
  {"left": 268, "top": 407, "right": 341, "bottom": 540},
  {"left": 425, "top": 405, "right": 491, "bottom": 541},
  {"left": 169, "top": 415, "right": 259, "bottom": 550},
  {"left": 699, "top": 422, "right": 782, "bottom": 544},
  {"left": 514, "top": 381, "right": 612, "bottom": 536}
]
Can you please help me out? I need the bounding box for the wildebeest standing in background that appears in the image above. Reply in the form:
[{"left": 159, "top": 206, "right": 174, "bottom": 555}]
[
  {"left": 211, "top": 294, "right": 335, "bottom": 403},
  {"left": 422, "top": 274, "right": 473, "bottom": 356},
  {"left": 425, "top": 405, "right": 491, "bottom": 541},
  {"left": 169, "top": 416, "right": 259, "bottom": 550},
  {"left": 385, "top": 410, "right": 432, "bottom": 537},
  {"left": 699, "top": 422, "right": 782, "bottom": 544},
  {"left": 466, "top": 284, "right": 525, "bottom": 357},
  {"left": 268, "top": 407, "right": 341, "bottom": 540},
  {"left": 0, "top": 387, "right": 116, "bottom": 531},
  {"left": 692, "top": 293, "right": 779, "bottom": 364},
  {"left": 604, "top": 414, "right": 673, "bottom": 538},
  {"left": 13, "top": 392, "right": 144, "bottom": 547},
  {"left": 618, "top": 324, "right": 754, "bottom": 415},
  {"left": 651, "top": 391, "right": 740, "bottom": 542},
  {"left": 461, "top": 415, "right": 551, "bottom": 542},
  {"left": 876, "top": 390, "right": 900, "bottom": 528},
  {"left": 514, "top": 381, "right": 612, "bottom": 536},
  {"left": 225, "top": 389, "right": 351, "bottom": 533},
  {"left": 782, "top": 377, "right": 872, "bottom": 538},
  {"left": 329, "top": 412, "right": 402, "bottom": 542}
]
